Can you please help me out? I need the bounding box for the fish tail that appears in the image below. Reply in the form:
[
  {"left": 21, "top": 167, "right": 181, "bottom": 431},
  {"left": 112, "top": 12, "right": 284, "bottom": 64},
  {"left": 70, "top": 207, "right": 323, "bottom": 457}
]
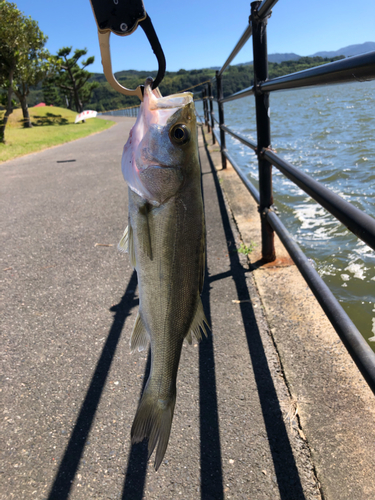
[{"left": 131, "top": 385, "right": 176, "bottom": 471}]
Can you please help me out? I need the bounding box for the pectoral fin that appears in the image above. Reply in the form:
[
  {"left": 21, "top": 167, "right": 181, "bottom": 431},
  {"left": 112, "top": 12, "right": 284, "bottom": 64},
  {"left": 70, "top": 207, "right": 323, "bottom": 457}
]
[
  {"left": 137, "top": 203, "right": 152, "bottom": 260},
  {"left": 130, "top": 313, "right": 150, "bottom": 353},
  {"left": 118, "top": 223, "right": 136, "bottom": 267},
  {"left": 118, "top": 225, "right": 129, "bottom": 253},
  {"left": 187, "top": 296, "right": 210, "bottom": 343}
]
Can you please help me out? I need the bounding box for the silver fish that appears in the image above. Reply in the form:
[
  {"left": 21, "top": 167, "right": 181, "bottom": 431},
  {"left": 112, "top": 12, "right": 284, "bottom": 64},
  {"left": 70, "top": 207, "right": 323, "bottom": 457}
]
[{"left": 119, "top": 78, "right": 208, "bottom": 470}]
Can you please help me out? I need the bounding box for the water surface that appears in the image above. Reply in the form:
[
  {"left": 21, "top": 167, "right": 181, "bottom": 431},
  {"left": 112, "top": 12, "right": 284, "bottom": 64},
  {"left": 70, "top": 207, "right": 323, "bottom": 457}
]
[{"left": 197, "top": 80, "right": 375, "bottom": 349}]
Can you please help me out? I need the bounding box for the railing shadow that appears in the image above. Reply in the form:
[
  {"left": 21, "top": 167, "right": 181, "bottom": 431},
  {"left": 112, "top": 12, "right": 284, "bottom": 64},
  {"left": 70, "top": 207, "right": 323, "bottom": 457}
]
[
  {"left": 47, "top": 271, "right": 138, "bottom": 500},
  {"left": 121, "top": 351, "right": 151, "bottom": 499},
  {"left": 199, "top": 266, "right": 224, "bottom": 500},
  {"left": 204, "top": 137, "right": 306, "bottom": 500}
]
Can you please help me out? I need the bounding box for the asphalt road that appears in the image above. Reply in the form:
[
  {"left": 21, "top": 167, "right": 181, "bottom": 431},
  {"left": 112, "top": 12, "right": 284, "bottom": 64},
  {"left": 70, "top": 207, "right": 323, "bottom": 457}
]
[{"left": 1, "top": 118, "right": 321, "bottom": 500}]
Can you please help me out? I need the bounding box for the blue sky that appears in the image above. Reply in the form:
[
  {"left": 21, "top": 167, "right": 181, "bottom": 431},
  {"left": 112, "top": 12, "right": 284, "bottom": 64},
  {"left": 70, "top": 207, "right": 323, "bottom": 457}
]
[{"left": 14, "top": 0, "right": 375, "bottom": 74}]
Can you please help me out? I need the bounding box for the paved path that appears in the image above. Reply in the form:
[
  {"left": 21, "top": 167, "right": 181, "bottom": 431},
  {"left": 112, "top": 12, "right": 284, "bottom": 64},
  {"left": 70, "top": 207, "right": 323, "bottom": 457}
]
[{"left": 1, "top": 119, "right": 321, "bottom": 499}]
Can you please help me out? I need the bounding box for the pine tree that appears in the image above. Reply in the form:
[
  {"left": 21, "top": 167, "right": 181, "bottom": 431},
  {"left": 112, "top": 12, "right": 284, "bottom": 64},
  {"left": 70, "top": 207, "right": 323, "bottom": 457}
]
[{"left": 52, "top": 47, "right": 98, "bottom": 113}]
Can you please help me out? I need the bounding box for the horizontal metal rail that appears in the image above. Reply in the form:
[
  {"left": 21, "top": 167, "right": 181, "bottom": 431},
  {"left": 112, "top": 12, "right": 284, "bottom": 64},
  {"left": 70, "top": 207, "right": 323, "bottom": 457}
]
[
  {"left": 196, "top": 112, "right": 204, "bottom": 126},
  {"left": 257, "top": 0, "right": 280, "bottom": 18},
  {"left": 194, "top": 0, "right": 375, "bottom": 394},
  {"left": 223, "top": 149, "right": 260, "bottom": 203},
  {"left": 221, "top": 125, "right": 257, "bottom": 152},
  {"left": 261, "top": 51, "right": 375, "bottom": 92},
  {"left": 212, "top": 113, "right": 220, "bottom": 125},
  {"left": 221, "top": 86, "right": 255, "bottom": 104},
  {"left": 263, "top": 149, "right": 375, "bottom": 251},
  {"left": 266, "top": 209, "right": 375, "bottom": 395},
  {"left": 217, "top": 24, "right": 253, "bottom": 77},
  {"left": 218, "top": 51, "right": 375, "bottom": 103},
  {"left": 218, "top": 142, "right": 375, "bottom": 394},
  {"left": 213, "top": 129, "right": 221, "bottom": 146}
]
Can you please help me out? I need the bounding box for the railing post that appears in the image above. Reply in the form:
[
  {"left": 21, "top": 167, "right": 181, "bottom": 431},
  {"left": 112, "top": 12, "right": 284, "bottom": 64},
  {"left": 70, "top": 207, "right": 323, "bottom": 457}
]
[
  {"left": 208, "top": 82, "right": 215, "bottom": 144},
  {"left": 251, "top": 0, "right": 275, "bottom": 262},
  {"left": 205, "top": 86, "right": 211, "bottom": 133},
  {"left": 216, "top": 70, "right": 227, "bottom": 169},
  {"left": 203, "top": 88, "right": 210, "bottom": 131},
  {"left": 202, "top": 89, "right": 205, "bottom": 126}
]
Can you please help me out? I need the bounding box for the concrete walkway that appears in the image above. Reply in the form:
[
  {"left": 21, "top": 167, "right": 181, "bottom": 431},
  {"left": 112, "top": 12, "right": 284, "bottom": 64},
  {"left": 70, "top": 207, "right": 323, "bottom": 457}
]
[{"left": 1, "top": 117, "right": 373, "bottom": 499}]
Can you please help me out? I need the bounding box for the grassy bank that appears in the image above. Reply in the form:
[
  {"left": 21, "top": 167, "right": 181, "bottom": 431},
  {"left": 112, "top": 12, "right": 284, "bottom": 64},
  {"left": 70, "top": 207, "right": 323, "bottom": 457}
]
[{"left": 0, "top": 106, "right": 114, "bottom": 163}]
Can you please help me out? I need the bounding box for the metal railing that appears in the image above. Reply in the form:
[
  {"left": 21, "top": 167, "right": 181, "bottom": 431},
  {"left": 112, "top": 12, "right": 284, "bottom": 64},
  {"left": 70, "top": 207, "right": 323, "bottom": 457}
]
[
  {"left": 197, "top": 0, "right": 375, "bottom": 394},
  {"left": 99, "top": 105, "right": 140, "bottom": 117}
]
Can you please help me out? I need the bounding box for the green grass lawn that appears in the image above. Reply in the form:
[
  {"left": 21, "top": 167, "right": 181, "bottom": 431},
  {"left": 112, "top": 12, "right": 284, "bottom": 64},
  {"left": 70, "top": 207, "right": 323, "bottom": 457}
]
[{"left": 0, "top": 106, "right": 114, "bottom": 163}]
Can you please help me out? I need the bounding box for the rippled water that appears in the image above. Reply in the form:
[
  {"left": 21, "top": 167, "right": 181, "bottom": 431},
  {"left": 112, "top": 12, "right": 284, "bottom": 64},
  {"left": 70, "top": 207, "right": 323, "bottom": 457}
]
[{"left": 196, "top": 80, "right": 375, "bottom": 349}]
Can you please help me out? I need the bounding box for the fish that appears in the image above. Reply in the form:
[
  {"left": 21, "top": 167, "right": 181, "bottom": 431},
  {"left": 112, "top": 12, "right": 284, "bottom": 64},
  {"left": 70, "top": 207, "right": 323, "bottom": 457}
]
[{"left": 119, "top": 78, "right": 208, "bottom": 470}]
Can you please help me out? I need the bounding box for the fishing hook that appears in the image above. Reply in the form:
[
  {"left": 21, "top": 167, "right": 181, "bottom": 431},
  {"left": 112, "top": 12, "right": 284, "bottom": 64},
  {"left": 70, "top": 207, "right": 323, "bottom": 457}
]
[{"left": 89, "top": 0, "right": 166, "bottom": 101}]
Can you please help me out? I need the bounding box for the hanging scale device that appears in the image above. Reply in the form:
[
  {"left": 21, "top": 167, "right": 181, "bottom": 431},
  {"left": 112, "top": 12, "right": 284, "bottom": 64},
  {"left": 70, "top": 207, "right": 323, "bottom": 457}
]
[{"left": 89, "top": 0, "right": 166, "bottom": 100}]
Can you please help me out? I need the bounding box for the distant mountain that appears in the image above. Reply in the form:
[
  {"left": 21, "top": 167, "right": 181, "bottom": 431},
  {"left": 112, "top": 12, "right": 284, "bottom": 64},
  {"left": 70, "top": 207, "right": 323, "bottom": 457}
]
[
  {"left": 310, "top": 41, "right": 375, "bottom": 58},
  {"left": 233, "top": 41, "right": 374, "bottom": 68},
  {"left": 90, "top": 43, "right": 375, "bottom": 78},
  {"left": 268, "top": 53, "right": 301, "bottom": 63},
  {"left": 235, "top": 52, "right": 301, "bottom": 67}
]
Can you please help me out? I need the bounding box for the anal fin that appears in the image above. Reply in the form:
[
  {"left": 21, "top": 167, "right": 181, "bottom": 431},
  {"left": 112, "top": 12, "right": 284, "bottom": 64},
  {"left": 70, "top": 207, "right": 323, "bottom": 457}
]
[{"left": 130, "top": 313, "right": 150, "bottom": 353}]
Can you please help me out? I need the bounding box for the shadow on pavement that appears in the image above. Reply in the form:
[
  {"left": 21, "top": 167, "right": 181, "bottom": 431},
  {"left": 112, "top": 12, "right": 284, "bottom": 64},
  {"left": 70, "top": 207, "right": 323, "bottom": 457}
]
[
  {"left": 47, "top": 271, "right": 138, "bottom": 500},
  {"left": 121, "top": 351, "right": 151, "bottom": 499},
  {"left": 48, "top": 133, "right": 305, "bottom": 499},
  {"left": 199, "top": 163, "right": 225, "bottom": 500},
  {"left": 204, "top": 137, "right": 306, "bottom": 500},
  {"left": 199, "top": 277, "right": 225, "bottom": 500}
]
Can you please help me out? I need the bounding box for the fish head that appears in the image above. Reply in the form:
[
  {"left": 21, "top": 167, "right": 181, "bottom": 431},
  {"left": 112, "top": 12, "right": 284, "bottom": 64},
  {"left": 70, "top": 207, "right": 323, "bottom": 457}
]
[{"left": 122, "top": 78, "right": 198, "bottom": 205}]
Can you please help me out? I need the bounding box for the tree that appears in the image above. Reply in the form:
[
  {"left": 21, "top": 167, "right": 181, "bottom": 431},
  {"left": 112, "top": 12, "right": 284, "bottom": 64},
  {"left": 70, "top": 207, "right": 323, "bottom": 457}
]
[
  {"left": 0, "top": 1, "right": 50, "bottom": 140},
  {"left": 0, "top": 1, "right": 22, "bottom": 142},
  {"left": 42, "top": 78, "right": 64, "bottom": 107},
  {"left": 11, "top": 16, "right": 51, "bottom": 128},
  {"left": 53, "top": 47, "right": 98, "bottom": 114}
]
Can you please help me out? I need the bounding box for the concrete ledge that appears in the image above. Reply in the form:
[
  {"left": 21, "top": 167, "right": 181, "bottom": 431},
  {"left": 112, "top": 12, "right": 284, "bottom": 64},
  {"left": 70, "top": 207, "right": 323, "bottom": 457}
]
[{"left": 201, "top": 127, "right": 375, "bottom": 500}]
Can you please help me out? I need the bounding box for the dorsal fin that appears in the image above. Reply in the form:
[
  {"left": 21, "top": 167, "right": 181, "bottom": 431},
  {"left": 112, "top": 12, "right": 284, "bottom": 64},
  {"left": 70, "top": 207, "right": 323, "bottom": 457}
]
[{"left": 187, "top": 296, "right": 210, "bottom": 343}]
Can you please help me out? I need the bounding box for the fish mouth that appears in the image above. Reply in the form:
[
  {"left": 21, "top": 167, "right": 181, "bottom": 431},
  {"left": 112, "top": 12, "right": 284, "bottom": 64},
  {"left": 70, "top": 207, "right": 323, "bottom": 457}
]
[{"left": 144, "top": 78, "right": 193, "bottom": 111}]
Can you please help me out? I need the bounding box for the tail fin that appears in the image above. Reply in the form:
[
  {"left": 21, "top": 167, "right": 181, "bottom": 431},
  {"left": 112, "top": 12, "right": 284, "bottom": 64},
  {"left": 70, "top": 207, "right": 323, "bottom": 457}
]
[{"left": 131, "top": 386, "right": 176, "bottom": 471}]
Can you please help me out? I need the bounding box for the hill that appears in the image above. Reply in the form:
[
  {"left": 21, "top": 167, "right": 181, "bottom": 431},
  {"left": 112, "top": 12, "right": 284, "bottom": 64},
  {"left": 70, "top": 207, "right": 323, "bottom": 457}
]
[
  {"left": 25, "top": 56, "right": 344, "bottom": 111},
  {"left": 24, "top": 40, "right": 374, "bottom": 112},
  {"left": 235, "top": 41, "right": 375, "bottom": 67},
  {"left": 310, "top": 41, "right": 375, "bottom": 58},
  {"left": 238, "top": 52, "right": 301, "bottom": 66}
]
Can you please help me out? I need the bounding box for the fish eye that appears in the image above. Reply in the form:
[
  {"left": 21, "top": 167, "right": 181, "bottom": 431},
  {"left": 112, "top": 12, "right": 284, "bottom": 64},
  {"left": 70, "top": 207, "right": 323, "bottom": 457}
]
[{"left": 169, "top": 124, "right": 190, "bottom": 145}]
